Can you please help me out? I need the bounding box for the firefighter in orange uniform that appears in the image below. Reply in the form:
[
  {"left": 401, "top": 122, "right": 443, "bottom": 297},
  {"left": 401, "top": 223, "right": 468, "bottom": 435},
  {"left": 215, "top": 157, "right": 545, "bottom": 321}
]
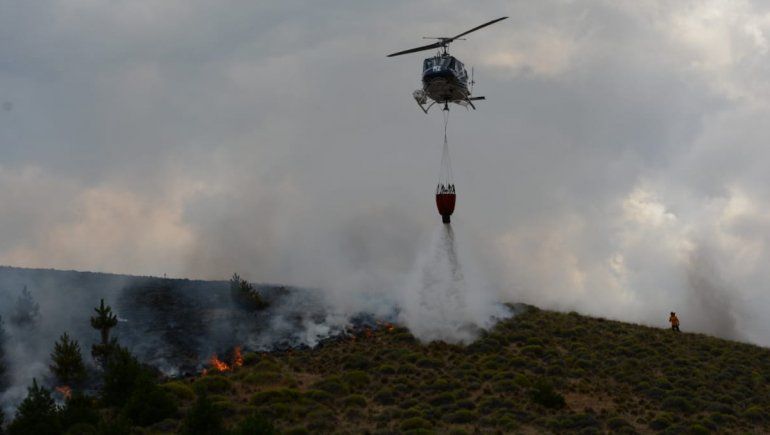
[{"left": 669, "top": 312, "right": 680, "bottom": 332}]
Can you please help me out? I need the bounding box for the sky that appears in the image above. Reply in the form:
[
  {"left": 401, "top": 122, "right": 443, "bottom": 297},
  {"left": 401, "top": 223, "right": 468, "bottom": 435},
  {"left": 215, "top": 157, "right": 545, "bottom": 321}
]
[{"left": 3, "top": 0, "right": 770, "bottom": 344}]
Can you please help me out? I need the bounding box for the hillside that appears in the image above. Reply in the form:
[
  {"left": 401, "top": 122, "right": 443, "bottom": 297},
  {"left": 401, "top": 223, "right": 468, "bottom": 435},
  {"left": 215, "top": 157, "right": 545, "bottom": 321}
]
[{"left": 163, "top": 305, "right": 770, "bottom": 434}]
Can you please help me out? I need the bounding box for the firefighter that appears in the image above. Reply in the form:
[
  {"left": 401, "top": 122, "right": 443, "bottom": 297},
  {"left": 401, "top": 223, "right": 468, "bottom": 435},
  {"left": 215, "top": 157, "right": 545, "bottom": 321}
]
[{"left": 669, "top": 312, "right": 680, "bottom": 332}]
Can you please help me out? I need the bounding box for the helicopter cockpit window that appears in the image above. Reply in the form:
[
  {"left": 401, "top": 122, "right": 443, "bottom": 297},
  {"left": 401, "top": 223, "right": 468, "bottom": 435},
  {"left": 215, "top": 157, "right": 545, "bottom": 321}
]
[
  {"left": 423, "top": 58, "right": 436, "bottom": 71},
  {"left": 449, "top": 58, "right": 455, "bottom": 69}
]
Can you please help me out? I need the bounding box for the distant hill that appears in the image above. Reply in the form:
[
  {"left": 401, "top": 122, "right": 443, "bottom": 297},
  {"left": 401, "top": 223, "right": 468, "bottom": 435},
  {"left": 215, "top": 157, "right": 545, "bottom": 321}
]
[{"left": 165, "top": 305, "right": 769, "bottom": 434}]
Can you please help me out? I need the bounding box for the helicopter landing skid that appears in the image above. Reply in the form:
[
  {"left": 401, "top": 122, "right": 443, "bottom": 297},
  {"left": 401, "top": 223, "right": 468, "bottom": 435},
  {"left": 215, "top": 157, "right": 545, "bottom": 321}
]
[{"left": 416, "top": 100, "right": 436, "bottom": 114}]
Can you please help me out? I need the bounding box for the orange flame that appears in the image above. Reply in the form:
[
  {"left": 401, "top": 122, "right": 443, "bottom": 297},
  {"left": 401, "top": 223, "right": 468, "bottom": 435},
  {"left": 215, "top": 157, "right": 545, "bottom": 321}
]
[
  {"left": 386, "top": 323, "right": 394, "bottom": 332},
  {"left": 233, "top": 346, "right": 244, "bottom": 369},
  {"left": 55, "top": 385, "right": 72, "bottom": 400},
  {"left": 205, "top": 346, "right": 244, "bottom": 374},
  {"left": 210, "top": 354, "right": 230, "bottom": 372}
]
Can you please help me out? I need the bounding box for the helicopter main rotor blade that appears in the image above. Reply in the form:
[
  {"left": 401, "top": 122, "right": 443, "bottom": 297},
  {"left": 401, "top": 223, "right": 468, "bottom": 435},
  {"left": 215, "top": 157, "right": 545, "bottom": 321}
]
[
  {"left": 386, "top": 16, "right": 508, "bottom": 57},
  {"left": 387, "top": 41, "right": 445, "bottom": 57},
  {"left": 450, "top": 16, "right": 508, "bottom": 41}
]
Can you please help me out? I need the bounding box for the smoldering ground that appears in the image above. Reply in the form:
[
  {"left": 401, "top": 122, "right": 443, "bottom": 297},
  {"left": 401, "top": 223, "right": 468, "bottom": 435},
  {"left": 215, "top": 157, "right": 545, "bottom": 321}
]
[{"left": 0, "top": 267, "right": 397, "bottom": 414}]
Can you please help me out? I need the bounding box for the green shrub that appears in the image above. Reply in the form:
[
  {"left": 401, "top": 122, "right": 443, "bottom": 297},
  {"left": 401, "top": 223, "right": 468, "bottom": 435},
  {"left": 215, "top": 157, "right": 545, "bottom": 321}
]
[
  {"left": 311, "top": 376, "right": 349, "bottom": 395},
  {"left": 688, "top": 424, "right": 709, "bottom": 435},
  {"left": 661, "top": 396, "right": 694, "bottom": 413},
  {"left": 231, "top": 413, "right": 276, "bottom": 435},
  {"left": 195, "top": 375, "right": 232, "bottom": 394},
  {"left": 648, "top": 414, "right": 672, "bottom": 430},
  {"left": 59, "top": 393, "right": 99, "bottom": 431},
  {"left": 446, "top": 409, "right": 477, "bottom": 423},
  {"left": 242, "top": 352, "right": 259, "bottom": 366},
  {"left": 521, "top": 345, "right": 544, "bottom": 356},
  {"left": 252, "top": 359, "right": 282, "bottom": 372},
  {"left": 606, "top": 417, "right": 634, "bottom": 431},
  {"left": 181, "top": 392, "right": 224, "bottom": 435},
  {"left": 374, "top": 387, "right": 396, "bottom": 405},
  {"left": 343, "top": 394, "right": 367, "bottom": 408},
  {"left": 244, "top": 371, "right": 283, "bottom": 386},
  {"left": 304, "top": 389, "right": 334, "bottom": 403},
  {"left": 742, "top": 405, "right": 765, "bottom": 423},
  {"left": 530, "top": 380, "right": 566, "bottom": 409},
  {"left": 343, "top": 354, "right": 371, "bottom": 370},
  {"left": 162, "top": 381, "right": 196, "bottom": 401},
  {"left": 429, "top": 392, "right": 455, "bottom": 407},
  {"left": 306, "top": 409, "right": 336, "bottom": 432},
  {"left": 400, "top": 417, "right": 432, "bottom": 431},
  {"left": 377, "top": 364, "right": 397, "bottom": 374},
  {"left": 342, "top": 370, "right": 370, "bottom": 387},
  {"left": 122, "top": 378, "right": 178, "bottom": 427},
  {"left": 251, "top": 388, "right": 301, "bottom": 405}
]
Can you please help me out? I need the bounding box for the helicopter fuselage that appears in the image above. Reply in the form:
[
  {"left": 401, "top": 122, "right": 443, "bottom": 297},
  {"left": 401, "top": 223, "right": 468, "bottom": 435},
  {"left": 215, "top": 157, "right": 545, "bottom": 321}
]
[{"left": 421, "top": 54, "right": 471, "bottom": 105}]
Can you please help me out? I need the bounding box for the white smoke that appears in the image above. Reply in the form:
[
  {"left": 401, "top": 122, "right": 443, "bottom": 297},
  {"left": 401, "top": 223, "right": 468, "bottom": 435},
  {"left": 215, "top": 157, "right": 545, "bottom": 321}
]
[{"left": 401, "top": 224, "right": 509, "bottom": 343}]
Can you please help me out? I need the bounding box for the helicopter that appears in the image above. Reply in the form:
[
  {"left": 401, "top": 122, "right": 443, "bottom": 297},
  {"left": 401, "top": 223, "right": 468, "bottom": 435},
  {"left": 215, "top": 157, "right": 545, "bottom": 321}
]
[{"left": 387, "top": 17, "right": 508, "bottom": 113}]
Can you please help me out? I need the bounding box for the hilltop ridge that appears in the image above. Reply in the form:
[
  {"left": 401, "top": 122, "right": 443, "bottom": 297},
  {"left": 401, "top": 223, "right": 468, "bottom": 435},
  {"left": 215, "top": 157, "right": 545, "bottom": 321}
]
[{"left": 165, "top": 305, "right": 769, "bottom": 434}]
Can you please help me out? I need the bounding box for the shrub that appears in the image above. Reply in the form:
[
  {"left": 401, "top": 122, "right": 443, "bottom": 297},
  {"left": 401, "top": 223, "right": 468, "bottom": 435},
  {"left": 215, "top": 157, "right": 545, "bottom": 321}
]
[
  {"left": 162, "top": 381, "right": 196, "bottom": 401},
  {"left": 122, "top": 377, "right": 178, "bottom": 427},
  {"left": 251, "top": 388, "right": 300, "bottom": 405},
  {"left": 606, "top": 417, "right": 634, "bottom": 431},
  {"left": 446, "top": 409, "right": 477, "bottom": 423},
  {"left": 530, "top": 380, "right": 566, "bottom": 409},
  {"left": 689, "top": 424, "right": 709, "bottom": 435},
  {"left": 231, "top": 414, "right": 276, "bottom": 435},
  {"left": 400, "top": 417, "right": 432, "bottom": 431},
  {"left": 196, "top": 375, "right": 232, "bottom": 394},
  {"left": 648, "top": 414, "right": 672, "bottom": 430},
  {"left": 311, "top": 376, "right": 349, "bottom": 396},
  {"left": 374, "top": 387, "right": 396, "bottom": 405},
  {"left": 429, "top": 392, "right": 455, "bottom": 407},
  {"left": 342, "top": 370, "right": 370, "bottom": 387},
  {"left": 521, "top": 345, "right": 544, "bottom": 356},
  {"left": 304, "top": 389, "right": 334, "bottom": 403},
  {"left": 253, "top": 359, "right": 282, "bottom": 372},
  {"left": 661, "top": 396, "right": 694, "bottom": 413},
  {"left": 343, "top": 394, "right": 367, "bottom": 408},
  {"left": 242, "top": 352, "right": 259, "bottom": 366},
  {"left": 547, "top": 413, "right": 600, "bottom": 431},
  {"left": 244, "top": 371, "right": 282, "bottom": 386},
  {"left": 343, "top": 354, "right": 371, "bottom": 370},
  {"left": 377, "top": 364, "right": 397, "bottom": 374},
  {"left": 181, "top": 392, "right": 224, "bottom": 435},
  {"left": 59, "top": 392, "right": 99, "bottom": 431},
  {"left": 742, "top": 405, "right": 765, "bottom": 423},
  {"left": 306, "top": 409, "right": 336, "bottom": 432}
]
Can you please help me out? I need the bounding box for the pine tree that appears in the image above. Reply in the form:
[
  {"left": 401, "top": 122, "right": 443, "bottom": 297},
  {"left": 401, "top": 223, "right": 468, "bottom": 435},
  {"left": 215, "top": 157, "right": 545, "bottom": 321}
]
[
  {"left": 7, "top": 378, "right": 60, "bottom": 435},
  {"left": 100, "top": 345, "right": 143, "bottom": 407},
  {"left": 229, "top": 273, "right": 268, "bottom": 311},
  {"left": 10, "top": 285, "right": 39, "bottom": 327},
  {"left": 50, "top": 332, "right": 86, "bottom": 386},
  {"left": 90, "top": 299, "right": 118, "bottom": 363}
]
